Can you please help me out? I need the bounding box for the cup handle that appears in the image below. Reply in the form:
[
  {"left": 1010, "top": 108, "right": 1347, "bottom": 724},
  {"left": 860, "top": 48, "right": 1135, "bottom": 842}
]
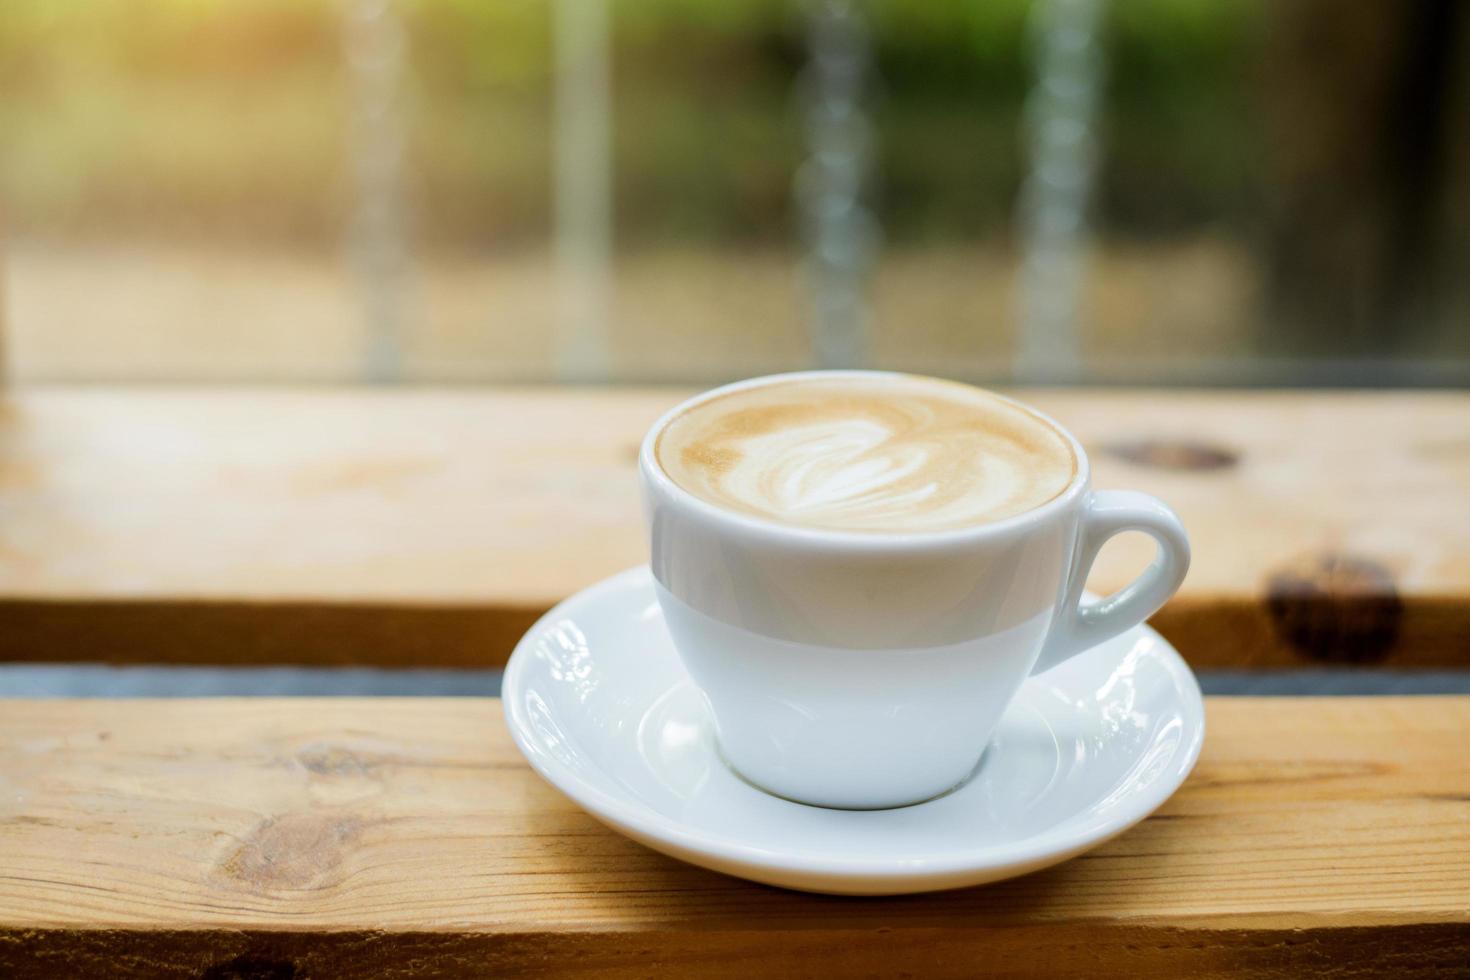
[{"left": 1031, "top": 489, "right": 1191, "bottom": 675}]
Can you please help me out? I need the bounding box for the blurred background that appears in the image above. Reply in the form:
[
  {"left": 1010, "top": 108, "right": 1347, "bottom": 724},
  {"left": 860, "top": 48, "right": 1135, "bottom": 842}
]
[{"left": 2, "top": 0, "right": 1467, "bottom": 387}]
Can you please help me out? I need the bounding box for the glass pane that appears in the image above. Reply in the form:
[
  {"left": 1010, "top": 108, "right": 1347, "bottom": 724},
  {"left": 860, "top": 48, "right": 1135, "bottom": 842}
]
[
  {"left": 3, "top": 0, "right": 1466, "bottom": 385},
  {"left": 2, "top": 0, "right": 358, "bottom": 380}
]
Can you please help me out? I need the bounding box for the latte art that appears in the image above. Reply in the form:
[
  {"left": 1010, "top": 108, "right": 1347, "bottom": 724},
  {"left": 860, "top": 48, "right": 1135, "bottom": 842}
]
[{"left": 656, "top": 376, "right": 1076, "bottom": 532}]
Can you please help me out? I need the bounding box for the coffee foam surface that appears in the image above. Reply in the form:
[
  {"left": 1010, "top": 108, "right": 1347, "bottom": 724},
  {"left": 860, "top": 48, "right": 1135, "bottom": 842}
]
[{"left": 655, "top": 376, "right": 1076, "bottom": 532}]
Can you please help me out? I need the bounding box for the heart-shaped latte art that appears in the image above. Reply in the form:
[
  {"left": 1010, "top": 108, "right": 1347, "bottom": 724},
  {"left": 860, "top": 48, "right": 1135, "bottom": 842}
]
[
  {"left": 740, "top": 421, "right": 935, "bottom": 520},
  {"left": 657, "top": 377, "right": 1075, "bottom": 532}
]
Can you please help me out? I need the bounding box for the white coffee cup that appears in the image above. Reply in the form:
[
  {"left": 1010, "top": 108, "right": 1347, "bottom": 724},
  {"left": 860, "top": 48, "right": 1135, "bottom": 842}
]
[{"left": 639, "top": 371, "right": 1190, "bottom": 809}]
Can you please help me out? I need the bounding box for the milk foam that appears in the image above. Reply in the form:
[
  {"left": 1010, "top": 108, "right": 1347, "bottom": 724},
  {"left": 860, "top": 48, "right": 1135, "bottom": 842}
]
[{"left": 655, "top": 376, "right": 1076, "bottom": 532}]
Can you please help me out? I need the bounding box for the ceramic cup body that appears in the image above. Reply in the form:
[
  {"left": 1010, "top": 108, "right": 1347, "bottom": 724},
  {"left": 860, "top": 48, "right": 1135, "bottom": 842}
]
[{"left": 640, "top": 371, "right": 1189, "bottom": 809}]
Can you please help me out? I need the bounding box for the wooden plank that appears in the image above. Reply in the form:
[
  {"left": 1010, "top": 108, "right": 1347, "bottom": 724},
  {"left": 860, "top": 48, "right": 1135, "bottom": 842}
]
[
  {"left": 2, "top": 386, "right": 1468, "bottom": 668},
  {"left": 0, "top": 697, "right": 1467, "bottom": 978}
]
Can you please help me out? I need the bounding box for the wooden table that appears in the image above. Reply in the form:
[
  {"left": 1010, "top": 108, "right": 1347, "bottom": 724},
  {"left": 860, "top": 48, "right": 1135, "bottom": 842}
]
[{"left": 2, "top": 386, "right": 1469, "bottom": 977}]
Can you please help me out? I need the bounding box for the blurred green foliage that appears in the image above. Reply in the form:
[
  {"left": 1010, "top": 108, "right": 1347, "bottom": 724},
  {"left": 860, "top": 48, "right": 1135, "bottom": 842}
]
[{"left": 0, "top": 0, "right": 1263, "bottom": 247}]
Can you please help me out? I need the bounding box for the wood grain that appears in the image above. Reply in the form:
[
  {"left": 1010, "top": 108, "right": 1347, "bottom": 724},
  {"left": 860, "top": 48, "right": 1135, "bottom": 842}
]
[
  {"left": 2, "top": 386, "right": 1468, "bottom": 667},
  {"left": 0, "top": 697, "right": 1467, "bottom": 978}
]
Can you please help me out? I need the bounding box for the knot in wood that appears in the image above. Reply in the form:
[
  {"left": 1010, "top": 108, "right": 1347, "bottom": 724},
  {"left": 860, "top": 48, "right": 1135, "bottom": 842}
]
[
  {"left": 1104, "top": 439, "right": 1238, "bottom": 471},
  {"left": 220, "top": 813, "right": 363, "bottom": 890},
  {"left": 1266, "top": 554, "right": 1402, "bottom": 664}
]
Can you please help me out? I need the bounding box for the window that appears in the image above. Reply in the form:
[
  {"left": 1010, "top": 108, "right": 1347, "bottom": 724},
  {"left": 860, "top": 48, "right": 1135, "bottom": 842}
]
[{"left": 3, "top": 0, "right": 1466, "bottom": 385}]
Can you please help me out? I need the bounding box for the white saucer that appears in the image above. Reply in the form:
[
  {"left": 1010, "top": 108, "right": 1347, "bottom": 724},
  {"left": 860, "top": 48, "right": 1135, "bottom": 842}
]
[{"left": 504, "top": 566, "right": 1205, "bottom": 895}]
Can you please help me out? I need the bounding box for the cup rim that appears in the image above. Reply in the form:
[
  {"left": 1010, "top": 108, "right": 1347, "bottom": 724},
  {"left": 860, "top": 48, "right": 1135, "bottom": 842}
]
[{"left": 639, "top": 370, "right": 1092, "bottom": 550}]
